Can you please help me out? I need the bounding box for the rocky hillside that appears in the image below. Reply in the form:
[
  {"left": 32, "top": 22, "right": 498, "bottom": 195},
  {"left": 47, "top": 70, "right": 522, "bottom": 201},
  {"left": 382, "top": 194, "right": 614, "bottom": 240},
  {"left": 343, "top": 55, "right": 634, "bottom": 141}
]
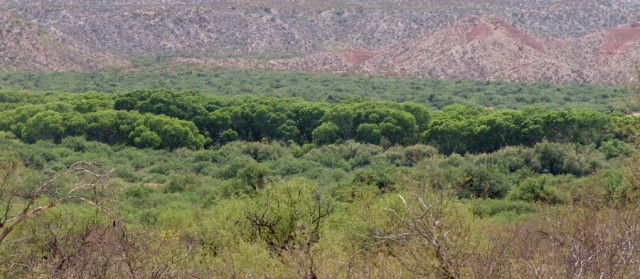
[
  {"left": 8, "top": 0, "right": 640, "bottom": 55},
  {"left": 0, "top": 11, "right": 129, "bottom": 71},
  {"left": 1, "top": 0, "right": 639, "bottom": 83},
  {"left": 177, "top": 16, "right": 640, "bottom": 84}
]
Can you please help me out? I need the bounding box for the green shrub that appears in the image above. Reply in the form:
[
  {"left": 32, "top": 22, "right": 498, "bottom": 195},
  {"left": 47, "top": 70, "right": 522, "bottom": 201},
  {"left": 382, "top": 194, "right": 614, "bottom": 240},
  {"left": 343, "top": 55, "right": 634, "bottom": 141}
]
[
  {"left": 472, "top": 199, "right": 536, "bottom": 218},
  {"left": 507, "top": 174, "right": 568, "bottom": 204}
]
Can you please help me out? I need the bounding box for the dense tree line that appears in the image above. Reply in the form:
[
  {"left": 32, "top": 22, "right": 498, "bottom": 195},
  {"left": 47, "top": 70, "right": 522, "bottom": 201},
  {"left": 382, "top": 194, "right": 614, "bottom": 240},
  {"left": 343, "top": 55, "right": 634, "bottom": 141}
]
[{"left": 0, "top": 90, "right": 630, "bottom": 154}]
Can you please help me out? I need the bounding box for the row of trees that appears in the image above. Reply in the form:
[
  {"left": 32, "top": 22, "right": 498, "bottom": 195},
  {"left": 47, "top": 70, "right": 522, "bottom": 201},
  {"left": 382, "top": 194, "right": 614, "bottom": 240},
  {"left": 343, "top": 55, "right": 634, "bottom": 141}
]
[
  {"left": 425, "top": 105, "right": 623, "bottom": 153},
  {"left": 0, "top": 90, "right": 630, "bottom": 153},
  {"left": 0, "top": 105, "right": 204, "bottom": 150}
]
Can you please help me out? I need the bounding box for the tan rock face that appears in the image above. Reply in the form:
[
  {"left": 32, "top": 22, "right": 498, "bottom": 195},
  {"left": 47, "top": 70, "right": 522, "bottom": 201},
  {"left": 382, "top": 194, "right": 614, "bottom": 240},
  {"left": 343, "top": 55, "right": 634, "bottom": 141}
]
[
  {"left": 9, "top": 1, "right": 640, "bottom": 55},
  {"left": 362, "top": 16, "right": 565, "bottom": 82}
]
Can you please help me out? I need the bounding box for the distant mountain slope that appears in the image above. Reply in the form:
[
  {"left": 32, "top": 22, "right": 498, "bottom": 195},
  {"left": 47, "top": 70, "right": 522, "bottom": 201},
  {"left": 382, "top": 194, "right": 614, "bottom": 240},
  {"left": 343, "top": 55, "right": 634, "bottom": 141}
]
[
  {"left": 365, "top": 17, "right": 640, "bottom": 84},
  {"left": 0, "top": 11, "right": 129, "bottom": 71},
  {"left": 360, "top": 16, "right": 575, "bottom": 83},
  {"left": 177, "top": 16, "right": 640, "bottom": 84},
  {"left": 554, "top": 22, "right": 640, "bottom": 84},
  {"left": 1, "top": 0, "right": 639, "bottom": 84},
  {"left": 7, "top": 0, "right": 640, "bottom": 55}
]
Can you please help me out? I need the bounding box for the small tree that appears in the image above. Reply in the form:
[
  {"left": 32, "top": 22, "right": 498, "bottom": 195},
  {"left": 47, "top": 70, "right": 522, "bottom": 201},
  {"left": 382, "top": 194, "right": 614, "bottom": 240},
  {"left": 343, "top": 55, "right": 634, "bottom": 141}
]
[
  {"left": 373, "top": 188, "right": 478, "bottom": 279},
  {"left": 312, "top": 122, "right": 340, "bottom": 145},
  {"left": 243, "top": 181, "right": 334, "bottom": 279}
]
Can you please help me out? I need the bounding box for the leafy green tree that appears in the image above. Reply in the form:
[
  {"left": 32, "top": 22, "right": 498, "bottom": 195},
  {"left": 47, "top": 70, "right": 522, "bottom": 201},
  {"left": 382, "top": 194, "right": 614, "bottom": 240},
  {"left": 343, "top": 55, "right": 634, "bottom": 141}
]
[
  {"left": 401, "top": 102, "right": 431, "bottom": 131},
  {"left": 312, "top": 122, "right": 340, "bottom": 145},
  {"left": 114, "top": 89, "right": 210, "bottom": 131},
  {"left": 70, "top": 93, "right": 114, "bottom": 113},
  {"left": 423, "top": 118, "right": 474, "bottom": 154},
  {"left": 207, "top": 110, "right": 232, "bottom": 140},
  {"left": 62, "top": 112, "right": 88, "bottom": 137},
  {"left": 22, "top": 111, "right": 65, "bottom": 143},
  {"left": 85, "top": 110, "right": 141, "bottom": 144},
  {"left": 219, "top": 129, "right": 239, "bottom": 143},
  {"left": 275, "top": 120, "right": 299, "bottom": 141},
  {"left": 323, "top": 104, "right": 356, "bottom": 140},
  {"left": 136, "top": 114, "right": 205, "bottom": 150},
  {"left": 128, "top": 126, "right": 162, "bottom": 149},
  {"left": 356, "top": 123, "right": 381, "bottom": 144},
  {"left": 295, "top": 104, "right": 327, "bottom": 142},
  {"left": 324, "top": 100, "right": 419, "bottom": 146},
  {"left": 473, "top": 110, "right": 528, "bottom": 152},
  {"left": 0, "top": 104, "right": 45, "bottom": 137}
]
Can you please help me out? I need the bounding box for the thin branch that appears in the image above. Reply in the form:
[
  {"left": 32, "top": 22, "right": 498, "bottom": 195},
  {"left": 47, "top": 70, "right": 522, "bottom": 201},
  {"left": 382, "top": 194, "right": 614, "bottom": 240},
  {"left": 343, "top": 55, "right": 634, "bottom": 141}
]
[{"left": 0, "top": 161, "right": 114, "bottom": 246}]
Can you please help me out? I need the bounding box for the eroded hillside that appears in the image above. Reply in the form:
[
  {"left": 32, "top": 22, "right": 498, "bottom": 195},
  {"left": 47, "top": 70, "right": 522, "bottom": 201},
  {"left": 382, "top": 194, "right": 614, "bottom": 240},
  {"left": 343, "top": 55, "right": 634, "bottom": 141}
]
[
  {"left": 0, "top": 11, "right": 129, "bottom": 71},
  {"left": 2, "top": 0, "right": 639, "bottom": 83},
  {"left": 176, "top": 16, "right": 640, "bottom": 84},
  {"left": 8, "top": 0, "right": 640, "bottom": 55}
]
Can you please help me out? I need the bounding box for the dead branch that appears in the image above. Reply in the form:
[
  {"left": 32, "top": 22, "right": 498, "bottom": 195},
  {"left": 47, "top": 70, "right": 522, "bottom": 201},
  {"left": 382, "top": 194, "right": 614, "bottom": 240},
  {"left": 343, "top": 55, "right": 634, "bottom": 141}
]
[{"left": 0, "top": 160, "right": 115, "bottom": 245}]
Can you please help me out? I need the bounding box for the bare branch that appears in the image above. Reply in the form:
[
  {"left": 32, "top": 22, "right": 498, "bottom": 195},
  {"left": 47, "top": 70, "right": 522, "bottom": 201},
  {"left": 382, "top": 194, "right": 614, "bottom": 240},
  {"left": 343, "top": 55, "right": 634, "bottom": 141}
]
[{"left": 0, "top": 160, "right": 115, "bottom": 246}]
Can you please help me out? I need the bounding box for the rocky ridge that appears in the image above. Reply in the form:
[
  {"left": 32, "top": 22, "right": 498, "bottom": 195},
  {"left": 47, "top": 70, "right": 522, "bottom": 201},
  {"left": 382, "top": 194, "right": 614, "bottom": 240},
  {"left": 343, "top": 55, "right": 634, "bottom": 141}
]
[
  {"left": 1, "top": 0, "right": 640, "bottom": 83},
  {"left": 8, "top": 0, "right": 640, "bottom": 55},
  {"left": 177, "top": 16, "right": 640, "bottom": 84}
]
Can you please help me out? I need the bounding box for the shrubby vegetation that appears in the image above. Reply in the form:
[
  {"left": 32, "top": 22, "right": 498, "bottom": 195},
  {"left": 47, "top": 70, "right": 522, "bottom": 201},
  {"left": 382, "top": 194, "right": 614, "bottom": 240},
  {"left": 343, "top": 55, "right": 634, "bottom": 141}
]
[
  {"left": 0, "top": 67, "right": 624, "bottom": 110},
  {"left": 0, "top": 79, "right": 639, "bottom": 278}
]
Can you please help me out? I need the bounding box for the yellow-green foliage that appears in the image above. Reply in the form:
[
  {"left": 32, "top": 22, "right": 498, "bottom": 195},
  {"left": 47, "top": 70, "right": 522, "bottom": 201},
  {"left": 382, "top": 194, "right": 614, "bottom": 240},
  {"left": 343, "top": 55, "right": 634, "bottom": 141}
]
[{"left": 0, "top": 83, "right": 638, "bottom": 277}]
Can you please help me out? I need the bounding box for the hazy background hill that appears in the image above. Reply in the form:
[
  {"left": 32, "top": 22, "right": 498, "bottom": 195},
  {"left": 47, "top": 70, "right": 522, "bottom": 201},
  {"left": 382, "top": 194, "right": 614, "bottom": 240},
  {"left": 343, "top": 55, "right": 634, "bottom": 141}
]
[
  {"left": 0, "top": 11, "right": 129, "bottom": 71},
  {"left": 1, "top": 0, "right": 639, "bottom": 83}
]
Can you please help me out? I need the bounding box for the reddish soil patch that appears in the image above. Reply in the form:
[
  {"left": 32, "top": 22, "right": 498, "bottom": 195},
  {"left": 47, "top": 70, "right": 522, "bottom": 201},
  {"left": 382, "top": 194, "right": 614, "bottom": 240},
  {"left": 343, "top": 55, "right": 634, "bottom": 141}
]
[
  {"left": 597, "top": 23, "right": 640, "bottom": 63},
  {"left": 459, "top": 17, "right": 545, "bottom": 53},
  {"left": 465, "top": 21, "right": 495, "bottom": 43},
  {"left": 341, "top": 48, "right": 381, "bottom": 66},
  {"left": 497, "top": 22, "right": 545, "bottom": 53}
]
